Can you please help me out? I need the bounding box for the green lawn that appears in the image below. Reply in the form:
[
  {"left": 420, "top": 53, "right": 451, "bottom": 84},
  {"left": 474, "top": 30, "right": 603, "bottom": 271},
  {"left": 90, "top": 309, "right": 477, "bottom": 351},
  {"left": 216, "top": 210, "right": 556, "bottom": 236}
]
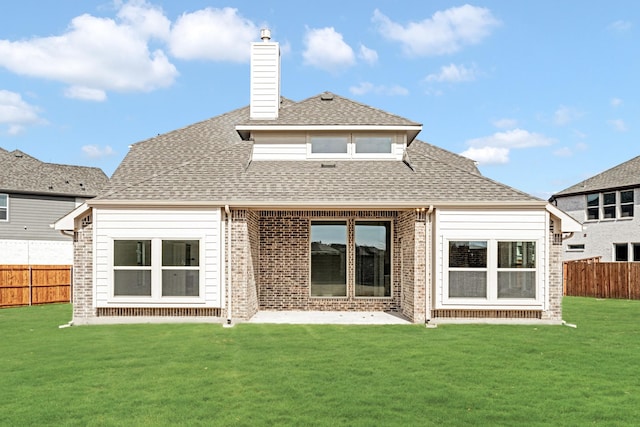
[{"left": 1, "top": 298, "right": 639, "bottom": 426}]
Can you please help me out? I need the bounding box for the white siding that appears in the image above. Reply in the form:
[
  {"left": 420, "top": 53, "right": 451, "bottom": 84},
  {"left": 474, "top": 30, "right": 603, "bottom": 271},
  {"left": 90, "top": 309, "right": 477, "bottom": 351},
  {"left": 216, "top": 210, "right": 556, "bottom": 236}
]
[
  {"left": 94, "top": 208, "right": 222, "bottom": 308},
  {"left": 434, "top": 209, "right": 548, "bottom": 310},
  {"left": 252, "top": 132, "right": 307, "bottom": 160},
  {"left": 250, "top": 42, "right": 280, "bottom": 120}
]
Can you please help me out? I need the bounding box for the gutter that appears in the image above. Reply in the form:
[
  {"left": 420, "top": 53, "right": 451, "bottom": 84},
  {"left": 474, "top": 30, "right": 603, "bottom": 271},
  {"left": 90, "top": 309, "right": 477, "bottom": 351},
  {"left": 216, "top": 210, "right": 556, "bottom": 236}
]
[{"left": 425, "top": 205, "right": 435, "bottom": 328}]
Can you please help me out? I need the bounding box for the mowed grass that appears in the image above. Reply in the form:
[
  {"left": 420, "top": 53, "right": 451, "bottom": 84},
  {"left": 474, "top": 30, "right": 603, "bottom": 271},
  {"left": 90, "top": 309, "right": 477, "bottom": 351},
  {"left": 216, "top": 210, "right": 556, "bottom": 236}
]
[{"left": 1, "top": 298, "right": 639, "bottom": 426}]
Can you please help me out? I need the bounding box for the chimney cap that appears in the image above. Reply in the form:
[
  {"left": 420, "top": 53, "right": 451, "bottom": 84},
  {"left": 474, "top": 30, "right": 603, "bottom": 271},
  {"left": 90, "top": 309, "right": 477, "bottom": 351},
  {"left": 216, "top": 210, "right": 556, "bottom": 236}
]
[{"left": 260, "top": 28, "right": 271, "bottom": 41}]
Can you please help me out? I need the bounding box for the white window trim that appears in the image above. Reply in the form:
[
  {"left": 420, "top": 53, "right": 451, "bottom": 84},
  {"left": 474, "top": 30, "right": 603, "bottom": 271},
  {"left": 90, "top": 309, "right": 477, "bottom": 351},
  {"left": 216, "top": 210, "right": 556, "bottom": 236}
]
[
  {"left": 0, "top": 193, "right": 8, "bottom": 222},
  {"left": 108, "top": 237, "right": 205, "bottom": 304},
  {"left": 585, "top": 189, "right": 635, "bottom": 222},
  {"left": 306, "top": 133, "right": 399, "bottom": 160},
  {"left": 441, "top": 238, "right": 543, "bottom": 309}
]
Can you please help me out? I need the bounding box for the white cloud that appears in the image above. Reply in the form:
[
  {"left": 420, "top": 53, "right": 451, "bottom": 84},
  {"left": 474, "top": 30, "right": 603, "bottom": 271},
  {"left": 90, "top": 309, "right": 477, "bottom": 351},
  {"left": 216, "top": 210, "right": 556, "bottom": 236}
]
[
  {"left": 608, "top": 20, "right": 632, "bottom": 32},
  {"left": 492, "top": 118, "right": 518, "bottom": 129},
  {"left": 611, "top": 97, "right": 623, "bottom": 107},
  {"left": 425, "top": 63, "right": 477, "bottom": 83},
  {"left": 608, "top": 119, "right": 628, "bottom": 132},
  {"left": 0, "top": 90, "right": 43, "bottom": 134},
  {"left": 64, "top": 86, "right": 107, "bottom": 102},
  {"left": 358, "top": 44, "right": 378, "bottom": 65},
  {"left": 553, "top": 147, "right": 573, "bottom": 157},
  {"left": 466, "top": 129, "right": 554, "bottom": 149},
  {"left": 554, "top": 105, "right": 582, "bottom": 126},
  {"left": 349, "top": 82, "right": 408, "bottom": 96},
  {"left": 82, "top": 144, "right": 115, "bottom": 158},
  {"left": 0, "top": 6, "right": 178, "bottom": 100},
  {"left": 117, "top": 0, "right": 171, "bottom": 41},
  {"left": 303, "top": 27, "right": 355, "bottom": 73},
  {"left": 372, "top": 6, "right": 500, "bottom": 56},
  {"left": 460, "top": 146, "right": 509, "bottom": 165},
  {"left": 462, "top": 128, "right": 554, "bottom": 165},
  {"left": 169, "top": 7, "right": 258, "bottom": 62}
]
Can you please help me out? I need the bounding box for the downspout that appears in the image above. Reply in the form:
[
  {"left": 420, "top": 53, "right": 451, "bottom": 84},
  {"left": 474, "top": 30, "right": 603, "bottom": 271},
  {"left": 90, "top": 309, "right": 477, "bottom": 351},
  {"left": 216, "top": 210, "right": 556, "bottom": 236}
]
[
  {"left": 224, "top": 205, "right": 233, "bottom": 327},
  {"left": 425, "top": 205, "right": 434, "bottom": 327}
]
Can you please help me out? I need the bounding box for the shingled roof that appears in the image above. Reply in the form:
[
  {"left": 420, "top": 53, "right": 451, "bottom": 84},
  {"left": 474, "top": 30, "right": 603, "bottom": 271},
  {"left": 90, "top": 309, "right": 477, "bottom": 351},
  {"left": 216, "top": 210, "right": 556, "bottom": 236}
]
[
  {"left": 0, "top": 149, "right": 108, "bottom": 197},
  {"left": 553, "top": 155, "right": 640, "bottom": 197},
  {"left": 96, "top": 93, "right": 539, "bottom": 206}
]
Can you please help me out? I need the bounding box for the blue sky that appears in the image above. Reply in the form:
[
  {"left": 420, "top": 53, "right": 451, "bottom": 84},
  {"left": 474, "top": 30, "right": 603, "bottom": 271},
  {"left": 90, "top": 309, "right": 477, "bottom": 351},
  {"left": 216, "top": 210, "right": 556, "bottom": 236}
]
[{"left": 0, "top": 1, "right": 638, "bottom": 199}]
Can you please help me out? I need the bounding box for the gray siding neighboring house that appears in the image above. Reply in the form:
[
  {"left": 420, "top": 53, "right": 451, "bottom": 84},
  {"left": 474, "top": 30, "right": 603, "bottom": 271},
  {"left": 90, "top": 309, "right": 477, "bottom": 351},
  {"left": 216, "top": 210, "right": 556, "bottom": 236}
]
[
  {"left": 0, "top": 148, "right": 108, "bottom": 264},
  {"left": 550, "top": 155, "right": 640, "bottom": 262}
]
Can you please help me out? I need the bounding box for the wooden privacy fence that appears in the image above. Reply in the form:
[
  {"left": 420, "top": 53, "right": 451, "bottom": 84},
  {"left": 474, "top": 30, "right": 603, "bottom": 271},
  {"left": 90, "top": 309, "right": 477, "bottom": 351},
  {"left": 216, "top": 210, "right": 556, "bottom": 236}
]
[
  {"left": 564, "top": 258, "right": 640, "bottom": 300},
  {"left": 0, "top": 265, "right": 72, "bottom": 308}
]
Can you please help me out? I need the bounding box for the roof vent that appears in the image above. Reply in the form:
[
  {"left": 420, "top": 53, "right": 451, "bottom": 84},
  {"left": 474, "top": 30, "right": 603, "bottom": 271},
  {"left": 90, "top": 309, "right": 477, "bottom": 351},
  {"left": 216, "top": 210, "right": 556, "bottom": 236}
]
[
  {"left": 320, "top": 163, "right": 336, "bottom": 168},
  {"left": 320, "top": 93, "right": 334, "bottom": 101},
  {"left": 260, "top": 28, "right": 271, "bottom": 41}
]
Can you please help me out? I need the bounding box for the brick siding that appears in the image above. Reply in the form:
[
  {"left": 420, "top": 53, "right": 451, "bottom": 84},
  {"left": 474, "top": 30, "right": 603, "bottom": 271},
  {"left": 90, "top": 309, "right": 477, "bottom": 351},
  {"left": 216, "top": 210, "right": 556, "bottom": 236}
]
[{"left": 72, "top": 213, "right": 95, "bottom": 322}]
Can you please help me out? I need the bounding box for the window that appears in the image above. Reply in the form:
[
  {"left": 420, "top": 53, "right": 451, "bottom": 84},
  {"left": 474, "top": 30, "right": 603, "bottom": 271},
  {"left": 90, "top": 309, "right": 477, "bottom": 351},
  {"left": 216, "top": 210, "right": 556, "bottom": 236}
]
[
  {"left": 586, "top": 194, "right": 599, "bottom": 220},
  {"left": 448, "top": 241, "right": 488, "bottom": 298},
  {"left": 446, "top": 240, "right": 538, "bottom": 302},
  {"left": 586, "top": 190, "right": 635, "bottom": 220},
  {"left": 308, "top": 134, "right": 394, "bottom": 158},
  {"left": 311, "top": 222, "right": 347, "bottom": 297},
  {"left": 614, "top": 243, "right": 629, "bottom": 262},
  {"left": 497, "top": 242, "right": 536, "bottom": 299},
  {"left": 0, "top": 194, "right": 7, "bottom": 221},
  {"left": 114, "top": 240, "right": 152, "bottom": 296},
  {"left": 310, "top": 137, "right": 348, "bottom": 154},
  {"left": 603, "top": 192, "right": 616, "bottom": 219},
  {"left": 355, "top": 221, "right": 391, "bottom": 297},
  {"left": 621, "top": 190, "right": 634, "bottom": 218},
  {"left": 162, "top": 240, "right": 199, "bottom": 296},
  {"left": 634, "top": 244, "right": 640, "bottom": 262},
  {"left": 310, "top": 220, "right": 392, "bottom": 298},
  {"left": 354, "top": 137, "right": 393, "bottom": 154},
  {"left": 113, "top": 239, "right": 201, "bottom": 298},
  {"left": 567, "top": 244, "right": 585, "bottom": 251}
]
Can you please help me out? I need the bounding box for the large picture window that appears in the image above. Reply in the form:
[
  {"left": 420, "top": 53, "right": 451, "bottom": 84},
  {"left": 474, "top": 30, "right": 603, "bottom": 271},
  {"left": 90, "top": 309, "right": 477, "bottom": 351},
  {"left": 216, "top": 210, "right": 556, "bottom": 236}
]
[
  {"left": 311, "top": 220, "right": 392, "bottom": 298},
  {"left": 113, "top": 239, "right": 201, "bottom": 299},
  {"left": 447, "top": 239, "right": 538, "bottom": 303},
  {"left": 0, "top": 194, "right": 7, "bottom": 221},
  {"left": 311, "top": 222, "right": 347, "bottom": 297},
  {"left": 355, "top": 221, "right": 391, "bottom": 297}
]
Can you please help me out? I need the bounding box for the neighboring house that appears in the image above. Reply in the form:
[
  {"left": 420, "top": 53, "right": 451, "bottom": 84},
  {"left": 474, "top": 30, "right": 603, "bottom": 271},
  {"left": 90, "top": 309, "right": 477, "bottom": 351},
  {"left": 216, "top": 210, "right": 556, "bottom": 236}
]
[
  {"left": 550, "top": 155, "right": 640, "bottom": 262},
  {"left": 56, "top": 31, "right": 580, "bottom": 325},
  {"left": 0, "top": 147, "right": 108, "bottom": 265}
]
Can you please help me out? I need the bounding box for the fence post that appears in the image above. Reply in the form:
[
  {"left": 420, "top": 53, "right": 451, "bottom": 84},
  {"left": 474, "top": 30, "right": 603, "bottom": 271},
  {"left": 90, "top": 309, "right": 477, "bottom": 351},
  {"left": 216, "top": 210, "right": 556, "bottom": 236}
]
[{"left": 28, "top": 264, "right": 32, "bottom": 306}]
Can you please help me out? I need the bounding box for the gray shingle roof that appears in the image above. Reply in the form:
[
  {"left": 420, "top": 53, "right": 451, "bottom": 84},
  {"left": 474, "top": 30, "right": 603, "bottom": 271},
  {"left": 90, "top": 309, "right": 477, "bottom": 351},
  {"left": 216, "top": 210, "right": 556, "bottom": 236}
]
[
  {"left": 241, "top": 92, "right": 421, "bottom": 126},
  {"left": 97, "top": 93, "right": 539, "bottom": 205},
  {"left": 0, "top": 149, "right": 108, "bottom": 197},
  {"left": 553, "top": 155, "right": 640, "bottom": 197}
]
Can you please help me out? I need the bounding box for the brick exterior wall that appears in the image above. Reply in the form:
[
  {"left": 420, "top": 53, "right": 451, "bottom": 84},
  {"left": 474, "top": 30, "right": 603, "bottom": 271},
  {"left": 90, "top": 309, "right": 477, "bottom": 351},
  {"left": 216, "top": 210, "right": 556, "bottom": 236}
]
[
  {"left": 257, "top": 210, "right": 413, "bottom": 315},
  {"left": 396, "top": 210, "right": 428, "bottom": 323},
  {"left": 226, "top": 209, "right": 260, "bottom": 321},
  {"left": 72, "top": 213, "right": 95, "bottom": 323},
  {"left": 543, "top": 219, "right": 563, "bottom": 321}
]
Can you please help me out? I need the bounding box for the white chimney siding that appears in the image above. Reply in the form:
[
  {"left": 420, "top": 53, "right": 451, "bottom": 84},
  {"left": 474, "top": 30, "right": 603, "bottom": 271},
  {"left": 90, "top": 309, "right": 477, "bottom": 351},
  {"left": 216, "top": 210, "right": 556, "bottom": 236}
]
[{"left": 250, "top": 32, "right": 280, "bottom": 120}]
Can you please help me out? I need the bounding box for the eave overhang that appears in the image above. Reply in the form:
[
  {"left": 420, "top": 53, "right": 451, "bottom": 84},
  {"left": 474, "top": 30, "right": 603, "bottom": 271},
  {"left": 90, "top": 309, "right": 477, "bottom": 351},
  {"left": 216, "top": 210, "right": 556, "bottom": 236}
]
[{"left": 235, "top": 124, "right": 423, "bottom": 144}]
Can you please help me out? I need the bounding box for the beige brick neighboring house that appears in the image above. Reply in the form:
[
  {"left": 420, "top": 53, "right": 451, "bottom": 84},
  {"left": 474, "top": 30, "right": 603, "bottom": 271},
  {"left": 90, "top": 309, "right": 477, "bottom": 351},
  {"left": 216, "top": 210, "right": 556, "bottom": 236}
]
[{"left": 55, "top": 32, "right": 581, "bottom": 325}]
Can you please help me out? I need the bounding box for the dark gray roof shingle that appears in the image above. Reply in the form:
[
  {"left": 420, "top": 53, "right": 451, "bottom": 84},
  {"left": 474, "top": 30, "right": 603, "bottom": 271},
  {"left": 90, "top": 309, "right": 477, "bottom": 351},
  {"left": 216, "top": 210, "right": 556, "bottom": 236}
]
[
  {"left": 0, "top": 149, "right": 109, "bottom": 197},
  {"left": 553, "top": 155, "right": 640, "bottom": 197},
  {"left": 97, "top": 93, "right": 539, "bottom": 205}
]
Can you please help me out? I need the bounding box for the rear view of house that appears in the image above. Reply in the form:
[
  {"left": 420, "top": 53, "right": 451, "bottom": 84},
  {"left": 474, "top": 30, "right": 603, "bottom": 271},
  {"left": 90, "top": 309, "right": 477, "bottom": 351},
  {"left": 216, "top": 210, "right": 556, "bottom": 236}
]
[{"left": 56, "top": 31, "right": 580, "bottom": 325}]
